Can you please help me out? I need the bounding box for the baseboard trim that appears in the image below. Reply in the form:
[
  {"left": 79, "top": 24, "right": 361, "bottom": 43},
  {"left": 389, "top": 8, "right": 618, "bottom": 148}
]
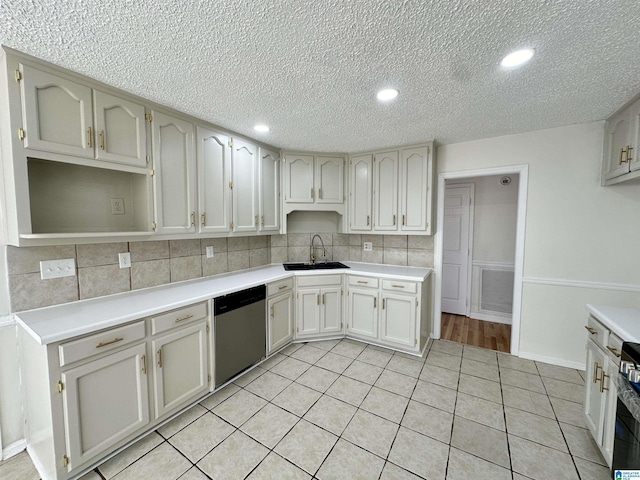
[
  {"left": 3, "top": 439, "right": 26, "bottom": 461},
  {"left": 523, "top": 277, "right": 640, "bottom": 293},
  {"left": 518, "top": 351, "right": 585, "bottom": 370},
  {"left": 469, "top": 312, "right": 512, "bottom": 325}
]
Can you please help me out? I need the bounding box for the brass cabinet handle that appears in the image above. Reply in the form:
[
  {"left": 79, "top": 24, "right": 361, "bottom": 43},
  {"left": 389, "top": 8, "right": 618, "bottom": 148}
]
[
  {"left": 374, "top": 297, "right": 377, "bottom": 308},
  {"left": 157, "top": 349, "right": 162, "bottom": 368},
  {"left": 311, "top": 188, "right": 314, "bottom": 199},
  {"left": 599, "top": 371, "right": 609, "bottom": 393},
  {"left": 317, "top": 295, "right": 319, "bottom": 305},
  {"left": 392, "top": 284, "right": 405, "bottom": 289},
  {"left": 278, "top": 285, "right": 288, "bottom": 290},
  {"left": 87, "top": 127, "right": 93, "bottom": 147},
  {"left": 262, "top": 215, "right": 265, "bottom": 227},
  {"left": 99, "top": 130, "right": 105, "bottom": 150},
  {"left": 393, "top": 214, "right": 396, "bottom": 226},
  {"left": 628, "top": 145, "right": 634, "bottom": 163},
  {"left": 607, "top": 345, "right": 621, "bottom": 358},
  {"left": 366, "top": 215, "right": 370, "bottom": 226},
  {"left": 191, "top": 212, "right": 195, "bottom": 226},
  {"left": 175, "top": 314, "right": 194, "bottom": 323},
  {"left": 270, "top": 305, "right": 275, "bottom": 317},
  {"left": 593, "top": 361, "right": 601, "bottom": 383},
  {"left": 141, "top": 354, "right": 146, "bottom": 374},
  {"left": 318, "top": 188, "right": 322, "bottom": 199},
  {"left": 357, "top": 280, "right": 368, "bottom": 284},
  {"left": 255, "top": 215, "right": 258, "bottom": 226},
  {"left": 96, "top": 337, "right": 123, "bottom": 348},
  {"left": 584, "top": 326, "right": 597, "bottom": 335},
  {"left": 382, "top": 298, "right": 385, "bottom": 309},
  {"left": 619, "top": 146, "right": 630, "bottom": 165},
  {"left": 201, "top": 213, "right": 206, "bottom": 227},
  {"left": 322, "top": 293, "right": 325, "bottom": 305},
  {"left": 402, "top": 215, "right": 406, "bottom": 226}
]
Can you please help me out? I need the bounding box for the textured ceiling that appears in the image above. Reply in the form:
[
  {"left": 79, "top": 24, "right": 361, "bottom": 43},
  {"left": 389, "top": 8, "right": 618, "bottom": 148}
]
[{"left": 1, "top": 0, "right": 639, "bottom": 153}]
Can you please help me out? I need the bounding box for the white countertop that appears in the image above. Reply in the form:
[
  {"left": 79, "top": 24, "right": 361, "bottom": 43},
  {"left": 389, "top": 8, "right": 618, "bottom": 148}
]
[
  {"left": 587, "top": 304, "right": 640, "bottom": 343},
  {"left": 16, "top": 262, "right": 432, "bottom": 345}
]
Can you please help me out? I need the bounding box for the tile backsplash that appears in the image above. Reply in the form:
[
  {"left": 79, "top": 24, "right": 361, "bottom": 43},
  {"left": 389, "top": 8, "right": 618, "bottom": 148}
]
[{"left": 6, "top": 234, "right": 433, "bottom": 312}]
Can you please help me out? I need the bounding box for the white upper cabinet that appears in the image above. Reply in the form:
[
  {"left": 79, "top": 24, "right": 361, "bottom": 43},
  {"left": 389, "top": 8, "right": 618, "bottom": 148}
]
[
  {"left": 151, "top": 111, "right": 196, "bottom": 234},
  {"left": 20, "top": 64, "right": 94, "bottom": 158},
  {"left": 93, "top": 90, "right": 147, "bottom": 168},
  {"left": 400, "top": 144, "right": 433, "bottom": 233},
  {"left": 602, "top": 98, "right": 640, "bottom": 184},
  {"left": 259, "top": 147, "right": 280, "bottom": 232},
  {"left": 232, "top": 138, "right": 259, "bottom": 233},
  {"left": 196, "top": 126, "right": 231, "bottom": 233},
  {"left": 283, "top": 153, "right": 345, "bottom": 213},
  {"left": 349, "top": 154, "right": 373, "bottom": 231},
  {"left": 373, "top": 151, "right": 399, "bottom": 231}
]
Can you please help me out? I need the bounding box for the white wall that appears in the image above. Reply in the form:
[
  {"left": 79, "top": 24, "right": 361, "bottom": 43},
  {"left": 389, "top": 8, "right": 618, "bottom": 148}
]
[{"left": 438, "top": 121, "right": 640, "bottom": 366}]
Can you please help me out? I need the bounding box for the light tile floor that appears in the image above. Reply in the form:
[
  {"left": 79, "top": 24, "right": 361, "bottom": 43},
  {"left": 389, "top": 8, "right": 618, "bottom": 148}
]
[{"left": 0, "top": 339, "right": 610, "bottom": 480}]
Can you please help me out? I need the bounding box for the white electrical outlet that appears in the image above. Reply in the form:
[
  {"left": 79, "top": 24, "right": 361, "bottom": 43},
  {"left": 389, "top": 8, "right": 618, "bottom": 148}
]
[
  {"left": 118, "top": 252, "right": 131, "bottom": 268},
  {"left": 206, "top": 246, "right": 214, "bottom": 258},
  {"left": 111, "top": 198, "right": 125, "bottom": 215},
  {"left": 363, "top": 242, "right": 373, "bottom": 252},
  {"left": 40, "top": 259, "right": 76, "bottom": 280}
]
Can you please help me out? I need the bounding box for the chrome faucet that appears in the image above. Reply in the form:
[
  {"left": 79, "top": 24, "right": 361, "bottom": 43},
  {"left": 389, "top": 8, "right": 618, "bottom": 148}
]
[{"left": 310, "top": 234, "right": 326, "bottom": 264}]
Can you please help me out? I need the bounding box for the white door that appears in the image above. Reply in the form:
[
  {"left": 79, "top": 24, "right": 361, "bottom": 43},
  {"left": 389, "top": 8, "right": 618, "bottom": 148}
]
[
  {"left": 316, "top": 156, "right": 343, "bottom": 204},
  {"left": 400, "top": 145, "right": 430, "bottom": 232},
  {"left": 259, "top": 147, "right": 280, "bottom": 232},
  {"left": 347, "top": 288, "right": 378, "bottom": 339},
  {"left": 603, "top": 107, "right": 633, "bottom": 181},
  {"left": 441, "top": 184, "right": 472, "bottom": 315},
  {"left": 373, "top": 151, "right": 399, "bottom": 231},
  {"left": 584, "top": 340, "right": 607, "bottom": 442},
  {"left": 285, "top": 154, "right": 314, "bottom": 203},
  {"left": 380, "top": 293, "right": 416, "bottom": 348},
  {"left": 196, "top": 126, "right": 231, "bottom": 233},
  {"left": 349, "top": 154, "right": 373, "bottom": 231},
  {"left": 296, "top": 289, "right": 320, "bottom": 336},
  {"left": 320, "top": 287, "right": 342, "bottom": 334},
  {"left": 629, "top": 99, "right": 640, "bottom": 173},
  {"left": 268, "top": 292, "right": 293, "bottom": 353},
  {"left": 232, "top": 138, "right": 258, "bottom": 232}
]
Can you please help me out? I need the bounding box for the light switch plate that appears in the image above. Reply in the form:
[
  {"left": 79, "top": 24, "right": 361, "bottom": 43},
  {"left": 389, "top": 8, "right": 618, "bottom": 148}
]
[
  {"left": 40, "top": 259, "right": 76, "bottom": 280},
  {"left": 206, "top": 246, "right": 214, "bottom": 258},
  {"left": 363, "top": 242, "right": 373, "bottom": 252},
  {"left": 118, "top": 252, "right": 131, "bottom": 268}
]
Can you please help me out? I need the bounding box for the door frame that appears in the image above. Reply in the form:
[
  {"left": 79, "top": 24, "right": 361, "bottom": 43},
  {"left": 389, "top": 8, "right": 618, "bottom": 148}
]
[
  {"left": 434, "top": 165, "right": 528, "bottom": 356},
  {"left": 442, "top": 182, "right": 475, "bottom": 317}
]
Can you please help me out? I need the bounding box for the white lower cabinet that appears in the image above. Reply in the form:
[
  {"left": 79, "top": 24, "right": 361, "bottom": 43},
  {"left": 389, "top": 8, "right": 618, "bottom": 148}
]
[
  {"left": 347, "top": 287, "right": 378, "bottom": 340},
  {"left": 295, "top": 275, "right": 344, "bottom": 339},
  {"left": 267, "top": 279, "right": 294, "bottom": 354},
  {"left": 380, "top": 292, "right": 417, "bottom": 349}
]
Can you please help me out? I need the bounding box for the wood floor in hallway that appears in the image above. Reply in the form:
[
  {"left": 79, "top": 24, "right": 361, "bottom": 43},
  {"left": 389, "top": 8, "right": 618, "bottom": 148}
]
[{"left": 441, "top": 313, "right": 511, "bottom": 353}]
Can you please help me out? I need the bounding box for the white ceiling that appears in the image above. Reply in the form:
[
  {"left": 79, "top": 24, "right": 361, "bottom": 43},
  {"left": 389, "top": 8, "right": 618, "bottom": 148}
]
[{"left": 1, "top": 1, "right": 639, "bottom": 153}]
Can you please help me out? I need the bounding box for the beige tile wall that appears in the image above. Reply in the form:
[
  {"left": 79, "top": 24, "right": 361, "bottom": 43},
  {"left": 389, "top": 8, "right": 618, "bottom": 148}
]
[{"left": 6, "top": 233, "right": 433, "bottom": 312}]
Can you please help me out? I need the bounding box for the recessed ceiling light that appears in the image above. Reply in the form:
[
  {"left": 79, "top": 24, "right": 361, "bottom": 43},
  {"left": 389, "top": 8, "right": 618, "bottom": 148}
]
[
  {"left": 500, "top": 49, "right": 535, "bottom": 68},
  {"left": 254, "top": 124, "right": 270, "bottom": 133},
  {"left": 377, "top": 88, "right": 399, "bottom": 102}
]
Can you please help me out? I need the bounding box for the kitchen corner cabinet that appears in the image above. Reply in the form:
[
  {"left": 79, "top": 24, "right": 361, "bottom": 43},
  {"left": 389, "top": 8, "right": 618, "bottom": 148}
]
[
  {"left": 18, "top": 302, "right": 211, "bottom": 480},
  {"left": 348, "top": 142, "right": 435, "bottom": 235},
  {"left": 295, "top": 275, "right": 344, "bottom": 339},
  {"left": 583, "top": 315, "right": 620, "bottom": 467},
  {"left": 151, "top": 111, "right": 197, "bottom": 234},
  {"left": 267, "top": 279, "right": 294, "bottom": 354},
  {"left": 602, "top": 97, "right": 640, "bottom": 185},
  {"left": 283, "top": 153, "right": 345, "bottom": 214}
]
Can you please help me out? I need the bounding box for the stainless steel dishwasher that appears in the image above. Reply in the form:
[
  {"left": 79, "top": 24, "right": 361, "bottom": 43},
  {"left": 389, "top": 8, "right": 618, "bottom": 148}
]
[{"left": 213, "top": 284, "right": 266, "bottom": 387}]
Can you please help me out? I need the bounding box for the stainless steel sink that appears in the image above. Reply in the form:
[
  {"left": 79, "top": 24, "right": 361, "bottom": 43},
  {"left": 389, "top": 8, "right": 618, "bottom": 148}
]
[{"left": 283, "top": 262, "right": 350, "bottom": 271}]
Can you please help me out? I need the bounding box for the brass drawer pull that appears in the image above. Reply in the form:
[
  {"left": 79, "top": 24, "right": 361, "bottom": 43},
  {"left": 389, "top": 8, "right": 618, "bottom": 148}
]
[
  {"left": 96, "top": 337, "right": 123, "bottom": 348},
  {"left": 278, "top": 285, "right": 288, "bottom": 290},
  {"left": 175, "top": 314, "right": 194, "bottom": 323},
  {"left": 87, "top": 127, "right": 93, "bottom": 147},
  {"left": 357, "top": 280, "right": 368, "bottom": 284},
  {"left": 157, "top": 348, "right": 163, "bottom": 368},
  {"left": 391, "top": 284, "right": 405, "bottom": 288},
  {"left": 607, "top": 345, "right": 621, "bottom": 358},
  {"left": 584, "top": 326, "right": 597, "bottom": 335},
  {"left": 141, "top": 354, "right": 147, "bottom": 374},
  {"left": 99, "top": 130, "right": 105, "bottom": 150}
]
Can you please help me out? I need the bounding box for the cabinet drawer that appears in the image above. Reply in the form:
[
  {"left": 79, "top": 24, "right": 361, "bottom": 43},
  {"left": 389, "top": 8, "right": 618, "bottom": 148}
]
[
  {"left": 586, "top": 316, "right": 608, "bottom": 349},
  {"left": 606, "top": 332, "right": 623, "bottom": 361},
  {"left": 268, "top": 278, "right": 294, "bottom": 296},
  {"left": 59, "top": 320, "right": 145, "bottom": 367},
  {"left": 348, "top": 275, "right": 379, "bottom": 288},
  {"left": 297, "top": 275, "right": 342, "bottom": 287},
  {"left": 381, "top": 279, "right": 417, "bottom": 294},
  {"left": 151, "top": 302, "right": 208, "bottom": 336}
]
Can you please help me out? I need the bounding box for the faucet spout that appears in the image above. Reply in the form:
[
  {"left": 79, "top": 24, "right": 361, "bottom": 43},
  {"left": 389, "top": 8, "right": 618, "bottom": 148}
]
[{"left": 310, "top": 234, "right": 326, "bottom": 264}]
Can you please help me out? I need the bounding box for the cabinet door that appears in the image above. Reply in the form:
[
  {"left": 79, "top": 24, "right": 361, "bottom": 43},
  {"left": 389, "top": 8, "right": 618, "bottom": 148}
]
[
  {"left": 152, "top": 321, "right": 209, "bottom": 419},
  {"left": 285, "top": 154, "right": 314, "bottom": 203},
  {"left": 584, "top": 339, "right": 607, "bottom": 443},
  {"left": 349, "top": 154, "right": 373, "bottom": 231},
  {"left": 628, "top": 100, "right": 640, "bottom": 173},
  {"left": 152, "top": 111, "right": 196, "bottom": 234},
  {"left": 197, "top": 126, "right": 231, "bottom": 233},
  {"left": 380, "top": 293, "right": 416, "bottom": 348},
  {"left": 316, "top": 156, "right": 344, "bottom": 204},
  {"left": 601, "top": 357, "right": 618, "bottom": 466},
  {"left": 373, "top": 151, "right": 399, "bottom": 231},
  {"left": 603, "top": 107, "right": 633, "bottom": 181},
  {"left": 268, "top": 292, "right": 293, "bottom": 354},
  {"left": 296, "top": 288, "right": 320, "bottom": 336},
  {"left": 61, "top": 343, "right": 149, "bottom": 471},
  {"left": 320, "top": 287, "right": 342, "bottom": 334},
  {"left": 232, "top": 138, "right": 259, "bottom": 232},
  {"left": 400, "top": 145, "right": 431, "bottom": 232},
  {"left": 259, "top": 147, "right": 280, "bottom": 232},
  {"left": 347, "top": 288, "right": 378, "bottom": 339},
  {"left": 20, "top": 64, "right": 93, "bottom": 158},
  {"left": 93, "top": 90, "right": 146, "bottom": 167}
]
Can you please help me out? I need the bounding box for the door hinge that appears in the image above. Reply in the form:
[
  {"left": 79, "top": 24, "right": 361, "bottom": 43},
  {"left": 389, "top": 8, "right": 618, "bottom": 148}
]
[
  {"left": 145, "top": 113, "right": 152, "bottom": 123},
  {"left": 17, "top": 128, "right": 25, "bottom": 141},
  {"left": 229, "top": 181, "right": 233, "bottom": 189},
  {"left": 14, "top": 70, "right": 22, "bottom": 82},
  {"left": 151, "top": 221, "right": 157, "bottom": 231},
  {"left": 149, "top": 169, "right": 155, "bottom": 176},
  {"left": 62, "top": 455, "right": 69, "bottom": 468},
  {"left": 57, "top": 380, "right": 64, "bottom": 393}
]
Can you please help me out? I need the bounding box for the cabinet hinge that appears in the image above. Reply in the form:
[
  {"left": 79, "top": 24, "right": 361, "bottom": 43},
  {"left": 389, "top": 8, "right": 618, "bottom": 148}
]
[
  {"left": 228, "top": 139, "right": 233, "bottom": 148},
  {"left": 296, "top": 327, "right": 299, "bottom": 333},
  {"left": 145, "top": 113, "right": 153, "bottom": 123},
  {"left": 230, "top": 222, "right": 234, "bottom": 229},
  {"left": 206, "top": 324, "right": 210, "bottom": 334},
  {"left": 146, "top": 155, "right": 150, "bottom": 165},
  {"left": 62, "top": 455, "right": 69, "bottom": 468},
  {"left": 415, "top": 338, "right": 418, "bottom": 346},
  {"left": 229, "top": 181, "right": 233, "bottom": 189},
  {"left": 57, "top": 380, "right": 64, "bottom": 393},
  {"left": 149, "top": 169, "right": 155, "bottom": 176},
  {"left": 151, "top": 221, "right": 157, "bottom": 231},
  {"left": 14, "top": 70, "right": 22, "bottom": 82},
  {"left": 208, "top": 374, "right": 211, "bottom": 384},
  {"left": 416, "top": 299, "right": 419, "bottom": 307},
  {"left": 427, "top": 146, "right": 431, "bottom": 155},
  {"left": 341, "top": 322, "right": 343, "bottom": 329},
  {"left": 17, "top": 128, "right": 25, "bottom": 141}
]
